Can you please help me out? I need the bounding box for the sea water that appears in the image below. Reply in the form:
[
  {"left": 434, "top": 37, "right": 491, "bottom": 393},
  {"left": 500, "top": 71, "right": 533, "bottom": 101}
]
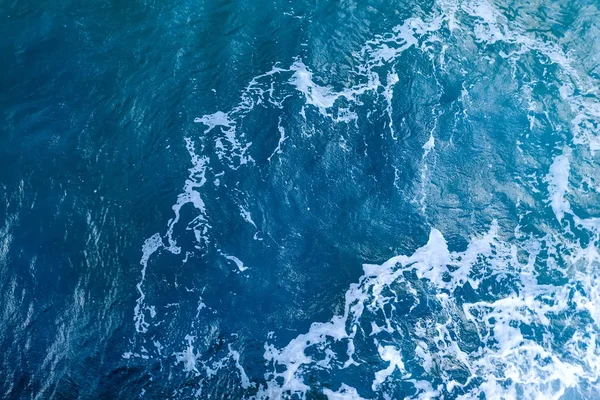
[{"left": 1, "top": 0, "right": 600, "bottom": 398}]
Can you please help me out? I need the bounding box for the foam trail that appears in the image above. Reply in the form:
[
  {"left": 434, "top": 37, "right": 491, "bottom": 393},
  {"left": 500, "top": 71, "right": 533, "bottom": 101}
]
[
  {"left": 221, "top": 253, "right": 249, "bottom": 272},
  {"left": 267, "top": 116, "right": 287, "bottom": 162},
  {"left": 165, "top": 138, "right": 210, "bottom": 254},
  {"left": 383, "top": 72, "right": 399, "bottom": 139},
  {"left": 131, "top": 138, "right": 209, "bottom": 339},
  {"left": 546, "top": 153, "right": 572, "bottom": 223},
  {"left": 134, "top": 233, "right": 163, "bottom": 333}
]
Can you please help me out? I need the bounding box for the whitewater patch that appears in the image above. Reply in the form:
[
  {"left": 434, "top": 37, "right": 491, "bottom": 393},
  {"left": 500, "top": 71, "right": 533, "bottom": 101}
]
[
  {"left": 257, "top": 209, "right": 600, "bottom": 399},
  {"left": 546, "top": 152, "right": 572, "bottom": 223}
]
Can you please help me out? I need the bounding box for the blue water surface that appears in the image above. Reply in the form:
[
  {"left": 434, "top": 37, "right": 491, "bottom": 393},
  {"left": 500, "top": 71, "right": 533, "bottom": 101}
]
[{"left": 2, "top": 0, "right": 600, "bottom": 398}]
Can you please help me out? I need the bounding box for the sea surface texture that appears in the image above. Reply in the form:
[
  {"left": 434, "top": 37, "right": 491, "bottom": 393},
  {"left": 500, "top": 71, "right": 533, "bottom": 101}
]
[{"left": 2, "top": 0, "right": 600, "bottom": 398}]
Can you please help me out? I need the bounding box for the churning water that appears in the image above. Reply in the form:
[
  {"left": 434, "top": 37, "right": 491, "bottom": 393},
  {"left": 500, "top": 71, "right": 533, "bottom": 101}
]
[{"left": 2, "top": 0, "right": 600, "bottom": 398}]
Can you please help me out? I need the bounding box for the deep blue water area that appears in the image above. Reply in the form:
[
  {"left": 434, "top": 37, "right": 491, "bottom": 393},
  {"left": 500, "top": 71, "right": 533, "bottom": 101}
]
[{"left": 2, "top": 0, "right": 600, "bottom": 398}]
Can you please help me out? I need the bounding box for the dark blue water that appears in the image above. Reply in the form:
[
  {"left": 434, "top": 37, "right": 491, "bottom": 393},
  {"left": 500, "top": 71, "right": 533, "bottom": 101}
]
[{"left": 2, "top": 0, "right": 600, "bottom": 398}]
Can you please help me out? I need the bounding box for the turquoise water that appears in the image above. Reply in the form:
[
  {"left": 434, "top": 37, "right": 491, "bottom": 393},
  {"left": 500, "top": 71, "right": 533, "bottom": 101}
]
[{"left": 2, "top": 0, "right": 600, "bottom": 398}]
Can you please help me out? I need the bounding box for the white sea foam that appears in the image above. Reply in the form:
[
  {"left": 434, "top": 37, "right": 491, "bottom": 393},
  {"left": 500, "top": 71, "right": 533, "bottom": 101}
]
[
  {"left": 267, "top": 117, "right": 288, "bottom": 162},
  {"left": 546, "top": 153, "right": 572, "bottom": 223},
  {"left": 239, "top": 205, "right": 258, "bottom": 229},
  {"left": 383, "top": 72, "right": 399, "bottom": 139},
  {"left": 323, "top": 384, "right": 367, "bottom": 400},
  {"left": 221, "top": 253, "right": 249, "bottom": 272},
  {"left": 133, "top": 233, "right": 163, "bottom": 333},
  {"left": 372, "top": 343, "right": 406, "bottom": 390},
  {"left": 228, "top": 344, "right": 253, "bottom": 389},
  {"left": 165, "top": 138, "right": 210, "bottom": 254},
  {"left": 194, "top": 111, "right": 235, "bottom": 133},
  {"left": 174, "top": 335, "right": 201, "bottom": 373}
]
